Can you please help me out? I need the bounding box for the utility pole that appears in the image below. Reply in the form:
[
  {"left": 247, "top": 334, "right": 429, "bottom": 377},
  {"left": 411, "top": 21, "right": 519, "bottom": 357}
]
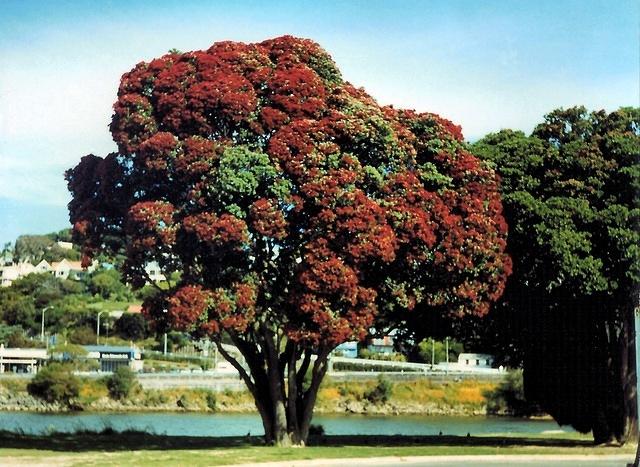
[
  {"left": 445, "top": 337, "right": 449, "bottom": 375},
  {"left": 163, "top": 333, "right": 167, "bottom": 355},
  {"left": 431, "top": 338, "right": 435, "bottom": 367},
  {"left": 96, "top": 311, "right": 105, "bottom": 345},
  {"left": 41, "top": 306, "right": 51, "bottom": 343}
]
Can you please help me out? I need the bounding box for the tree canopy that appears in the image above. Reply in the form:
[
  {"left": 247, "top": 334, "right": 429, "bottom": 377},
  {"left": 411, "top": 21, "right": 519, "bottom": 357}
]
[
  {"left": 67, "top": 36, "right": 510, "bottom": 445},
  {"left": 13, "top": 230, "right": 79, "bottom": 264},
  {"left": 473, "top": 106, "right": 640, "bottom": 444}
]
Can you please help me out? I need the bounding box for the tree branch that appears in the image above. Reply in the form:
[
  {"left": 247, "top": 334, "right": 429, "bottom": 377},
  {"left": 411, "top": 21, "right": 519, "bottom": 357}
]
[{"left": 213, "top": 338, "right": 256, "bottom": 395}]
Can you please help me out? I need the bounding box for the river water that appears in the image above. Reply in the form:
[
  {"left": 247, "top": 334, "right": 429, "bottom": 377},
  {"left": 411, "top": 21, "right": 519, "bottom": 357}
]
[{"left": 0, "top": 412, "right": 574, "bottom": 437}]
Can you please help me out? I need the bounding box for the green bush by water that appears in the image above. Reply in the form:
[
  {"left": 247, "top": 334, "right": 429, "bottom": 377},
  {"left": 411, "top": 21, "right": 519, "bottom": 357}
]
[
  {"left": 27, "top": 363, "right": 80, "bottom": 406},
  {"left": 106, "top": 366, "right": 137, "bottom": 400},
  {"left": 484, "top": 370, "right": 543, "bottom": 417}
]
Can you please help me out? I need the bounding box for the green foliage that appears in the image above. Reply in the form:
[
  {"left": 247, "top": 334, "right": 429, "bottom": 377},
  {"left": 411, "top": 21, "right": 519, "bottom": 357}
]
[
  {"left": 162, "top": 332, "right": 189, "bottom": 353},
  {"left": 0, "top": 290, "right": 37, "bottom": 333},
  {"left": 68, "top": 326, "right": 96, "bottom": 345},
  {"left": 0, "top": 324, "right": 25, "bottom": 344},
  {"left": 414, "top": 339, "right": 464, "bottom": 364},
  {"left": 4, "top": 328, "right": 43, "bottom": 348},
  {"left": 51, "top": 343, "right": 97, "bottom": 371},
  {"left": 27, "top": 363, "right": 80, "bottom": 405},
  {"left": 106, "top": 366, "right": 137, "bottom": 400},
  {"left": 484, "top": 371, "right": 542, "bottom": 417},
  {"left": 89, "top": 269, "right": 130, "bottom": 300},
  {"left": 52, "top": 343, "right": 87, "bottom": 359},
  {"left": 114, "top": 313, "right": 148, "bottom": 340},
  {"left": 473, "top": 106, "right": 640, "bottom": 444},
  {"left": 357, "top": 348, "right": 406, "bottom": 362},
  {"left": 13, "top": 235, "right": 54, "bottom": 263},
  {"left": 10, "top": 273, "right": 65, "bottom": 308},
  {"left": 205, "top": 391, "right": 217, "bottom": 411},
  {"left": 363, "top": 375, "right": 392, "bottom": 405},
  {"left": 134, "top": 285, "right": 159, "bottom": 301},
  {"left": 43, "top": 244, "right": 80, "bottom": 263}
]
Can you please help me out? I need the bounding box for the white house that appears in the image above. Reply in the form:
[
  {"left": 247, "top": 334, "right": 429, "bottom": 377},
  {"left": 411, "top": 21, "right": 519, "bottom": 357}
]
[
  {"left": 456, "top": 353, "right": 494, "bottom": 368},
  {"left": 145, "top": 261, "right": 166, "bottom": 283},
  {"left": 56, "top": 241, "right": 73, "bottom": 250},
  {"left": 0, "top": 263, "right": 35, "bottom": 287},
  {"left": 34, "top": 259, "right": 52, "bottom": 274},
  {"left": 51, "top": 259, "right": 94, "bottom": 280}
]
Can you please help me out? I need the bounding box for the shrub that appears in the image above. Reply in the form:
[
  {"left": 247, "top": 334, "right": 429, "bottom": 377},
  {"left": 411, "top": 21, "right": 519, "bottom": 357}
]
[
  {"left": 205, "top": 391, "right": 217, "bottom": 411},
  {"left": 68, "top": 326, "right": 96, "bottom": 345},
  {"left": 142, "top": 390, "right": 169, "bottom": 406},
  {"left": 106, "top": 366, "right": 137, "bottom": 400},
  {"left": 364, "top": 375, "right": 392, "bottom": 404},
  {"left": 483, "top": 370, "right": 543, "bottom": 417},
  {"left": 27, "top": 363, "right": 80, "bottom": 406}
]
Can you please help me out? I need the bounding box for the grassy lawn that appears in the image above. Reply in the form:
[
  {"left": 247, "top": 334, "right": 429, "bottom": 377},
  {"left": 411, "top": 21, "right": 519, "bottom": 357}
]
[{"left": 0, "top": 432, "right": 634, "bottom": 466}]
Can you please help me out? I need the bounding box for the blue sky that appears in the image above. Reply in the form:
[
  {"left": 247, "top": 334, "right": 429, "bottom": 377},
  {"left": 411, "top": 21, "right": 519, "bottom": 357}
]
[{"left": 0, "top": 0, "right": 637, "bottom": 247}]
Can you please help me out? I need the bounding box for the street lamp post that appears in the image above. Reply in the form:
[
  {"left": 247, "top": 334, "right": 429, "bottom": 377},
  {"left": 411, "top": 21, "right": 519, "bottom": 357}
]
[
  {"left": 41, "top": 306, "right": 52, "bottom": 343},
  {"left": 163, "top": 333, "right": 168, "bottom": 355},
  {"left": 431, "top": 338, "right": 435, "bottom": 367},
  {"left": 445, "top": 337, "right": 449, "bottom": 375},
  {"left": 96, "top": 311, "right": 106, "bottom": 345}
]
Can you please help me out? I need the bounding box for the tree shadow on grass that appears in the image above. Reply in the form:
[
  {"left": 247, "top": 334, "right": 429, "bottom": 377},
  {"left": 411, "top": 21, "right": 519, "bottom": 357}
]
[
  {"left": 0, "top": 431, "right": 598, "bottom": 453},
  {"left": 312, "top": 434, "right": 596, "bottom": 448}
]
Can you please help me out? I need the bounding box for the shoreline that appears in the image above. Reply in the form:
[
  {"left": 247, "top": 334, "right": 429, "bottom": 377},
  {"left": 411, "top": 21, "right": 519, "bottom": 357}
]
[
  {"left": 0, "top": 400, "right": 544, "bottom": 419},
  {"left": 0, "top": 374, "right": 542, "bottom": 418}
]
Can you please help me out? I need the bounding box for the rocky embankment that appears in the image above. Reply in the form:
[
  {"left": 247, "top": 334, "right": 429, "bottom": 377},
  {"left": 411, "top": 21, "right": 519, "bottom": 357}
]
[
  {"left": 0, "top": 389, "right": 486, "bottom": 416},
  {"left": 0, "top": 376, "right": 493, "bottom": 416},
  {"left": 327, "top": 400, "right": 486, "bottom": 416}
]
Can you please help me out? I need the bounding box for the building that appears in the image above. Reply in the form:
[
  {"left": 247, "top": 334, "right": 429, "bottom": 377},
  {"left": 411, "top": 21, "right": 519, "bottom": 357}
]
[
  {"left": 144, "top": 261, "right": 166, "bottom": 283},
  {"left": 333, "top": 341, "right": 358, "bottom": 358},
  {"left": 0, "top": 263, "right": 35, "bottom": 287},
  {"left": 51, "top": 259, "right": 93, "bottom": 280},
  {"left": 367, "top": 335, "right": 395, "bottom": 354},
  {"left": 457, "top": 353, "right": 495, "bottom": 368},
  {"left": 127, "top": 304, "right": 143, "bottom": 314},
  {"left": 0, "top": 345, "right": 49, "bottom": 374},
  {"left": 82, "top": 345, "right": 143, "bottom": 372},
  {"left": 33, "top": 260, "right": 52, "bottom": 274},
  {"left": 56, "top": 241, "right": 73, "bottom": 250},
  {"left": 0, "top": 257, "right": 95, "bottom": 287}
]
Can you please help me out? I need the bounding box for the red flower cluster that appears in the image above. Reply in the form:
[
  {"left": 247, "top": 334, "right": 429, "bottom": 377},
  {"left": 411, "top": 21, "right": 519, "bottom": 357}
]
[
  {"left": 127, "top": 201, "right": 177, "bottom": 249},
  {"left": 250, "top": 198, "right": 288, "bottom": 240},
  {"left": 183, "top": 212, "right": 248, "bottom": 248}
]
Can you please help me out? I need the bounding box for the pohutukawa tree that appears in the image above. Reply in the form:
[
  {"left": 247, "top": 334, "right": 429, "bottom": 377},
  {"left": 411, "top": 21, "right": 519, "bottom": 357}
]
[{"left": 66, "top": 36, "right": 511, "bottom": 445}]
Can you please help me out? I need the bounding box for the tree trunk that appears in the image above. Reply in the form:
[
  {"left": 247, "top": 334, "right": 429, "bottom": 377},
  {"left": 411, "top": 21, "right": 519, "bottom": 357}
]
[
  {"left": 227, "top": 333, "right": 330, "bottom": 446},
  {"left": 617, "top": 307, "right": 638, "bottom": 445}
]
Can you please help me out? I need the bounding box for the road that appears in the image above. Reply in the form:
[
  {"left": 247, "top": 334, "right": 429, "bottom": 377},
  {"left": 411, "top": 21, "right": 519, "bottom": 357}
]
[{"left": 234, "top": 455, "right": 635, "bottom": 467}]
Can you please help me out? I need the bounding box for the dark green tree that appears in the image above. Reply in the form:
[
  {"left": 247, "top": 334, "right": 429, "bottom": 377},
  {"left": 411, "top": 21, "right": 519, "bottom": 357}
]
[
  {"left": 0, "top": 289, "right": 37, "bottom": 333},
  {"left": 473, "top": 106, "right": 640, "bottom": 445},
  {"left": 114, "top": 313, "right": 149, "bottom": 340}
]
